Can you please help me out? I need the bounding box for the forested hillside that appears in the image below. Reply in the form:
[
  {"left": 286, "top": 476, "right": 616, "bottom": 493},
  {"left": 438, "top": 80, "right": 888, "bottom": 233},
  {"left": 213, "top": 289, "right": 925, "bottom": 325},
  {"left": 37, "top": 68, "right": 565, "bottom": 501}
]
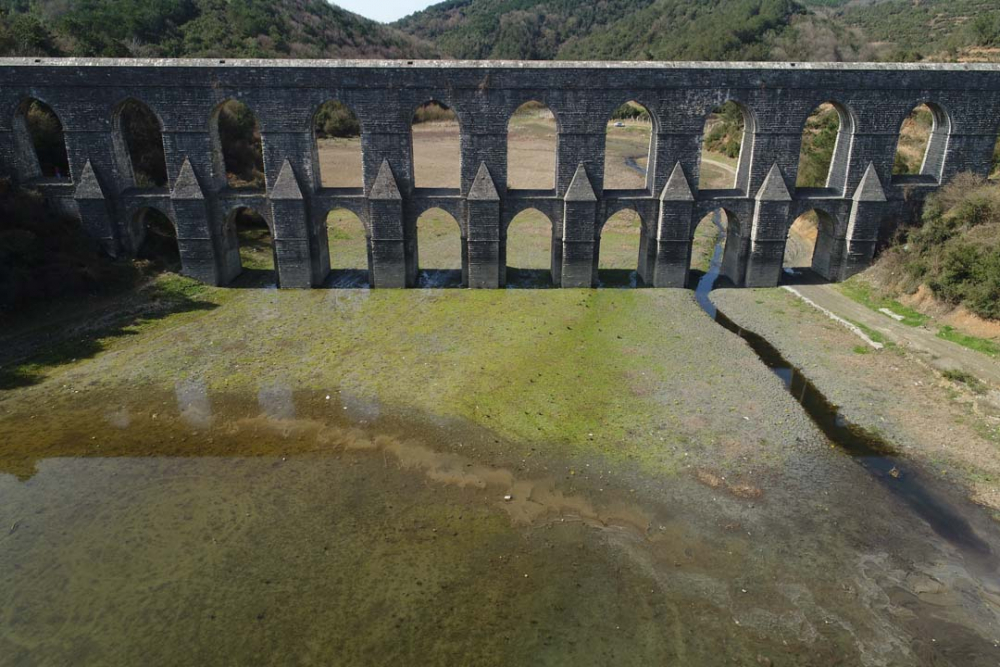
[
  {"left": 0, "top": 0, "right": 438, "bottom": 58},
  {"left": 395, "top": 0, "right": 1000, "bottom": 63},
  {"left": 394, "top": 0, "right": 804, "bottom": 61}
]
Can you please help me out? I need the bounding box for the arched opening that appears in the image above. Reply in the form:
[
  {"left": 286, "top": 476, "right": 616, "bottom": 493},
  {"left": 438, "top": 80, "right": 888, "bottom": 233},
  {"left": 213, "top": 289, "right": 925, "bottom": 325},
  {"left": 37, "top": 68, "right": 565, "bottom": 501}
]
[
  {"left": 797, "top": 103, "right": 852, "bottom": 191},
  {"left": 411, "top": 101, "right": 459, "bottom": 189},
  {"left": 327, "top": 208, "right": 369, "bottom": 287},
  {"left": 416, "top": 208, "right": 463, "bottom": 288},
  {"left": 505, "top": 208, "right": 553, "bottom": 288},
  {"left": 134, "top": 208, "right": 179, "bottom": 272},
  {"left": 892, "top": 103, "right": 950, "bottom": 183},
  {"left": 228, "top": 207, "right": 275, "bottom": 285},
  {"left": 14, "top": 98, "right": 70, "bottom": 180},
  {"left": 115, "top": 99, "right": 167, "bottom": 188},
  {"left": 604, "top": 101, "right": 653, "bottom": 190},
  {"left": 314, "top": 100, "right": 362, "bottom": 188},
  {"left": 690, "top": 210, "right": 729, "bottom": 280},
  {"left": 992, "top": 125, "right": 1000, "bottom": 181},
  {"left": 507, "top": 101, "right": 557, "bottom": 190},
  {"left": 699, "top": 102, "right": 752, "bottom": 191},
  {"left": 784, "top": 209, "right": 838, "bottom": 281},
  {"left": 598, "top": 210, "right": 643, "bottom": 287},
  {"left": 212, "top": 100, "right": 264, "bottom": 190}
]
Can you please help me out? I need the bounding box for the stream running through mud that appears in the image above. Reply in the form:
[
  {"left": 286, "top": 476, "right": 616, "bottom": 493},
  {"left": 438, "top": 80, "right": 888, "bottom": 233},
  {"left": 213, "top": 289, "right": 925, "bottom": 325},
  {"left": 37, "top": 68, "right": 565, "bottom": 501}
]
[{"left": 695, "top": 211, "right": 991, "bottom": 556}]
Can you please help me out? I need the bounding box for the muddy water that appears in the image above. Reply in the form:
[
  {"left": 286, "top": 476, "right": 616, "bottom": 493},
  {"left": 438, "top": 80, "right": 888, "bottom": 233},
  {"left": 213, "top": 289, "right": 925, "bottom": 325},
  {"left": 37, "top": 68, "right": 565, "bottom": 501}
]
[{"left": 2, "top": 383, "right": 1000, "bottom": 666}]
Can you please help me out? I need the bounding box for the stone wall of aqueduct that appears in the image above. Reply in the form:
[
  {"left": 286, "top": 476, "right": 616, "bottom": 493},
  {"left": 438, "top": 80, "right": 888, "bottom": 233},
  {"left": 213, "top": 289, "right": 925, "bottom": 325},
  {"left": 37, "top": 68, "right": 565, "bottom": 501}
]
[{"left": 2, "top": 58, "right": 999, "bottom": 289}]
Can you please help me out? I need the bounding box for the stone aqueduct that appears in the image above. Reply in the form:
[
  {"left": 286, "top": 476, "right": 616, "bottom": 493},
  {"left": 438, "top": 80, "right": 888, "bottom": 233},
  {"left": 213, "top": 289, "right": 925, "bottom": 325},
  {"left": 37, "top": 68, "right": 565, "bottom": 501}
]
[{"left": 2, "top": 58, "right": 999, "bottom": 289}]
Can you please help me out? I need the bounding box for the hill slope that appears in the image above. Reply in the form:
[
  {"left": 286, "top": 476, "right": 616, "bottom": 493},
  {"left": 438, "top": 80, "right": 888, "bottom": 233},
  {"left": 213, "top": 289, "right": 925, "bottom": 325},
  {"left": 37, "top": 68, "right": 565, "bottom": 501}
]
[
  {"left": 395, "top": 0, "right": 804, "bottom": 61},
  {"left": 0, "top": 0, "right": 438, "bottom": 59},
  {"left": 395, "top": 0, "right": 1000, "bottom": 62}
]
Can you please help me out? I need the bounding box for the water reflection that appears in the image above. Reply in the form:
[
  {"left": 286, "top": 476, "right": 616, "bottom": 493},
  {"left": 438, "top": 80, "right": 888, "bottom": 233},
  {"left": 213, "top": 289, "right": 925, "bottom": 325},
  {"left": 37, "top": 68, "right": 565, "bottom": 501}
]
[
  {"left": 257, "top": 383, "right": 295, "bottom": 421},
  {"left": 176, "top": 378, "right": 213, "bottom": 429},
  {"left": 2, "top": 385, "right": 1000, "bottom": 665}
]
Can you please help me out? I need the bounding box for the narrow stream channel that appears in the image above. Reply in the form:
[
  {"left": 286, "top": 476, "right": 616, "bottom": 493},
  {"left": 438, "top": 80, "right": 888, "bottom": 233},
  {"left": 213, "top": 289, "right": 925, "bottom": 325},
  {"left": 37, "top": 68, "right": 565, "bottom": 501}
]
[{"left": 695, "top": 211, "right": 992, "bottom": 556}]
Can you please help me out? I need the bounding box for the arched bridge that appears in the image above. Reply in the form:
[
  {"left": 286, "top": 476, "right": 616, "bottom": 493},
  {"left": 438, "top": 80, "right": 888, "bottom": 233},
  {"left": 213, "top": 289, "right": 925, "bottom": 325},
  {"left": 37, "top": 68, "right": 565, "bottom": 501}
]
[{"left": 2, "top": 58, "right": 999, "bottom": 289}]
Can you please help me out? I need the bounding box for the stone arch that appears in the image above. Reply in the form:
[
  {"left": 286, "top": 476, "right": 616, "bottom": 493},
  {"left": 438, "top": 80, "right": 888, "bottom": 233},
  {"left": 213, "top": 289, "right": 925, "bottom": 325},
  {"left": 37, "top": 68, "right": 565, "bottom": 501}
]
[
  {"left": 13, "top": 97, "right": 70, "bottom": 181},
  {"left": 416, "top": 207, "right": 464, "bottom": 288},
  {"left": 312, "top": 100, "right": 363, "bottom": 189},
  {"left": 505, "top": 207, "right": 555, "bottom": 288},
  {"left": 604, "top": 100, "right": 656, "bottom": 191},
  {"left": 411, "top": 99, "right": 460, "bottom": 189},
  {"left": 112, "top": 98, "right": 168, "bottom": 189},
  {"left": 326, "top": 206, "right": 371, "bottom": 287},
  {"left": 507, "top": 100, "right": 559, "bottom": 191},
  {"left": 225, "top": 205, "right": 277, "bottom": 285},
  {"left": 132, "top": 206, "right": 180, "bottom": 270},
  {"left": 991, "top": 118, "right": 1000, "bottom": 181},
  {"left": 784, "top": 208, "right": 840, "bottom": 280},
  {"left": 598, "top": 209, "right": 645, "bottom": 287},
  {"left": 210, "top": 99, "right": 265, "bottom": 190},
  {"left": 698, "top": 100, "right": 756, "bottom": 192},
  {"left": 891, "top": 101, "right": 951, "bottom": 184},
  {"left": 796, "top": 101, "right": 855, "bottom": 193}
]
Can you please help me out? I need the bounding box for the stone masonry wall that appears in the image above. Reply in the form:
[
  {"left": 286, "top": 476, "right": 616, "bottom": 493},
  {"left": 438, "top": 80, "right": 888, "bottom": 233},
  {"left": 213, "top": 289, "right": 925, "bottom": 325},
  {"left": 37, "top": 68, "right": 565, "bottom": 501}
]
[{"left": 2, "top": 58, "right": 999, "bottom": 288}]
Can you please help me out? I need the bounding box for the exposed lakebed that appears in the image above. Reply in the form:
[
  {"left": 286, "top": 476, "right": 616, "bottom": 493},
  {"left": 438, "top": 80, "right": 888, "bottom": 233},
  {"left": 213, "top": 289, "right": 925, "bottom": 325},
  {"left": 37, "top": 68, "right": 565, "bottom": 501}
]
[{"left": 2, "top": 273, "right": 1000, "bottom": 664}]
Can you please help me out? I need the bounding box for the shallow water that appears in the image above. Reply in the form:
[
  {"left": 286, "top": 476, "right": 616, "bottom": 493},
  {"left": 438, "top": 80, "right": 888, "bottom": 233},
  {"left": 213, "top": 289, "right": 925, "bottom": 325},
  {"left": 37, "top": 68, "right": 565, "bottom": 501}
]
[{"left": 2, "top": 384, "right": 1000, "bottom": 666}]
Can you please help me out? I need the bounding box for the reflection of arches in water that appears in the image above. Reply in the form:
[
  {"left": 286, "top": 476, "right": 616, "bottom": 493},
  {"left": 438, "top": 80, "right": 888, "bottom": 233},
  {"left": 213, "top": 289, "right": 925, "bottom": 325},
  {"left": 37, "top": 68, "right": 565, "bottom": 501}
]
[
  {"left": 211, "top": 99, "right": 265, "bottom": 189},
  {"left": 698, "top": 101, "right": 754, "bottom": 191},
  {"left": 258, "top": 384, "right": 295, "bottom": 421},
  {"left": 505, "top": 208, "right": 554, "bottom": 288},
  {"left": 416, "top": 208, "right": 463, "bottom": 288},
  {"left": 412, "top": 100, "right": 460, "bottom": 189},
  {"left": 227, "top": 207, "right": 276, "bottom": 285},
  {"left": 796, "top": 102, "right": 854, "bottom": 192},
  {"left": 134, "top": 207, "right": 180, "bottom": 271},
  {"left": 175, "top": 379, "right": 212, "bottom": 429},
  {"left": 113, "top": 98, "right": 168, "bottom": 188},
  {"left": 313, "top": 100, "right": 363, "bottom": 188},
  {"left": 326, "top": 208, "right": 370, "bottom": 287},
  {"left": 604, "top": 101, "right": 654, "bottom": 190},
  {"left": 892, "top": 102, "right": 950, "bottom": 183},
  {"left": 14, "top": 98, "right": 70, "bottom": 180},
  {"left": 507, "top": 101, "right": 558, "bottom": 190},
  {"left": 598, "top": 210, "right": 643, "bottom": 288}
]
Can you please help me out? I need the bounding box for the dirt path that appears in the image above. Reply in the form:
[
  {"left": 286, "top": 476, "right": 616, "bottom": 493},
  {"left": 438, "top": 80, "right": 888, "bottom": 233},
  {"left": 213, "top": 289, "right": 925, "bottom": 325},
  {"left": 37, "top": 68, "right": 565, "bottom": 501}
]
[
  {"left": 701, "top": 157, "right": 737, "bottom": 176},
  {"left": 788, "top": 282, "right": 1000, "bottom": 388}
]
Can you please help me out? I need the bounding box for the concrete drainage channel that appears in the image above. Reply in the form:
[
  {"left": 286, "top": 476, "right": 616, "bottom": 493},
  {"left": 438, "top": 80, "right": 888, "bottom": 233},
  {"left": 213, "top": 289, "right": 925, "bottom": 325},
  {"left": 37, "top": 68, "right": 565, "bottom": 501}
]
[{"left": 695, "top": 212, "right": 991, "bottom": 556}]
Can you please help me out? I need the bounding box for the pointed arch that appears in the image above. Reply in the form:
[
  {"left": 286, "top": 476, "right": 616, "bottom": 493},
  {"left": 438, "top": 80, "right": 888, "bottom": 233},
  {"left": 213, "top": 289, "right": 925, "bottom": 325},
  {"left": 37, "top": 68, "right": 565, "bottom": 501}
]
[
  {"left": 113, "top": 98, "right": 167, "bottom": 188},
  {"left": 698, "top": 101, "right": 754, "bottom": 191},
  {"left": 227, "top": 206, "right": 276, "bottom": 285},
  {"left": 326, "top": 207, "right": 370, "bottom": 287},
  {"left": 13, "top": 98, "right": 70, "bottom": 180},
  {"left": 505, "top": 208, "right": 554, "bottom": 288},
  {"left": 507, "top": 101, "right": 557, "bottom": 190},
  {"left": 417, "top": 207, "right": 463, "bottom": 287},
  {"left": 796, "top": 102, "right": 854, "bottom": 193},
  {"left": 604, "top": 101, "right": 654, "bottom": 191},
  {"left": 785, "top": 209, "right": 840, "bottom": 281},
  {"left": 133, "top": 207, "right": 179, "bottom": 271},
  {"left": 411, "top": 100, "right": 460, "bottom": 189},
  {"left": 892, "top": 102, "right": 951, "bottom": 184},
  {"left": 313, "top": 100, "right": 362, "bottom": 189},
  {"left": 210, "top": 99, "right": 264, "bottom": 190},
  {"left": 598, "top": 209, "right": 644, "bottom": 287}
]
